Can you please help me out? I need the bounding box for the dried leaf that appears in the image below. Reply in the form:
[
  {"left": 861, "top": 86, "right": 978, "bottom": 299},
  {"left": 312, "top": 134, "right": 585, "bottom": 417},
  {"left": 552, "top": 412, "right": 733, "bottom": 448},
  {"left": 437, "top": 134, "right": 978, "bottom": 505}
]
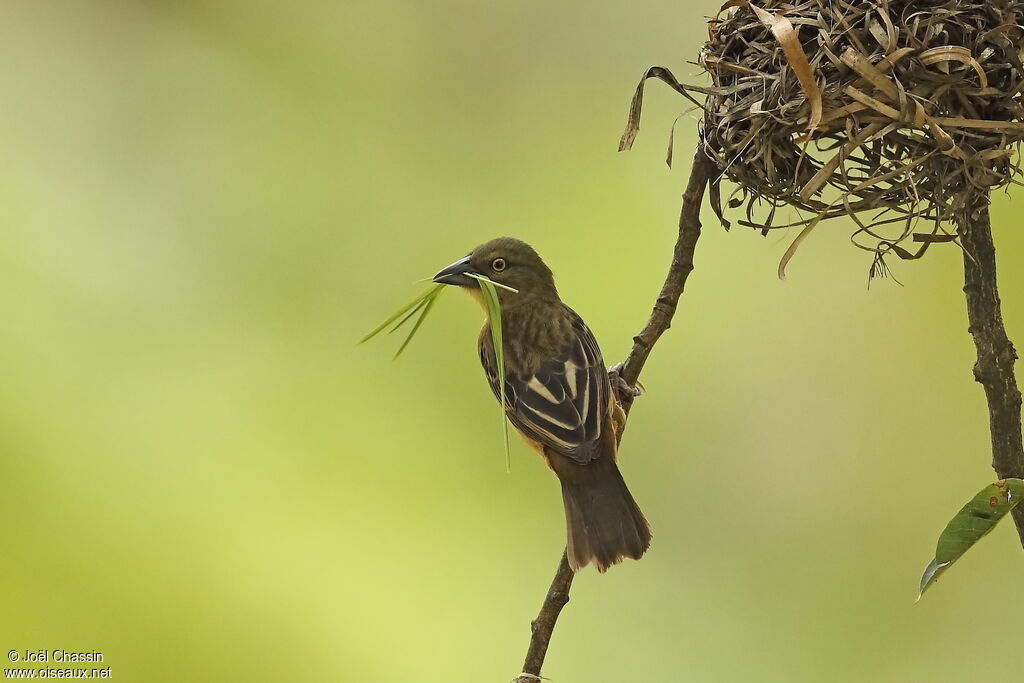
[
  {"left": 912, "top": 233, "right": 958, "bottom": 243},
  {"left": 919, "top": 46, "right": 989, "bottom": 87},
  {"left": 619, "top": 67, "right": 703, "bottom": 152},
  {"left": 749, "top": 3, "right": 823, "bottom": 131},
  {"left": 841, "top": 49, "right": 900, "bottom": 101},
  {"left": 779, "top": 153, "right": 933, "bottom": 278}
]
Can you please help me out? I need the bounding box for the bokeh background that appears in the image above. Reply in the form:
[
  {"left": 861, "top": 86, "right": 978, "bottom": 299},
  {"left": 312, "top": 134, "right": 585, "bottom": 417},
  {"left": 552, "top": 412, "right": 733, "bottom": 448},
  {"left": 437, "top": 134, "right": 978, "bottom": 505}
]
[{"left": 2, "top": 1, "right": 1022, "bottom": 681}]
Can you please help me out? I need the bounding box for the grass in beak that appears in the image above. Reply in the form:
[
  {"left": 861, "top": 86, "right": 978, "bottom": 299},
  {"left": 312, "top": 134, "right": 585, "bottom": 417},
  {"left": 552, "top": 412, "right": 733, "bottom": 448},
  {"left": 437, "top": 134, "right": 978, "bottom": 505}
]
[
  {"left": 464, "top": 273, "right": 518, "bottom": 471},
  {"left": 360, "top": 283, "right": 446, "bottom": 359},
  {"left": 362, "top": 274, "right": 517, "bottom": 469}
]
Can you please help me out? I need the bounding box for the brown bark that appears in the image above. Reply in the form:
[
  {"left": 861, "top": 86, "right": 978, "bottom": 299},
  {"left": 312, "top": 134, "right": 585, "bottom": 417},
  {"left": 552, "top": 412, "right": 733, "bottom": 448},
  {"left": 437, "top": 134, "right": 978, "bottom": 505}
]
[
  {"left": 616, "top": 148, "right": 717, "bottom": 415},
  {"left": 512, "top": 552, "right": 574, "bottom": 683},
  {"left": 956, "top": 201, "right": 1024, "bottom": 548},
  {"left": 513, "top": 145, "right": 715, "bottom": 682}
]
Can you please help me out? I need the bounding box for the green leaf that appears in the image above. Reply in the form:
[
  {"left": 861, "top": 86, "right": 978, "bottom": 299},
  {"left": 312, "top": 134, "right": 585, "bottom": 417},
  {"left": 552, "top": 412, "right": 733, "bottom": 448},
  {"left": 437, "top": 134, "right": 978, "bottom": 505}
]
[
  {"left": 918, "top": 478, "right": 1024, "bottom": 600},
  {"left": 465, "top": 273, "right": 513, "bottom": 471}
]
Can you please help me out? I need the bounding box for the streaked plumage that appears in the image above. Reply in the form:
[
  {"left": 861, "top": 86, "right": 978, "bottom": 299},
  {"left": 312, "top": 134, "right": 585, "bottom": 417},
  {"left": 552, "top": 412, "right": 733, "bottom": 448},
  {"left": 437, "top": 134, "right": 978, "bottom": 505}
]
[
  {"left": 434, "top": 237, "right": 651, "bottom": 572},
  {"left": 479, "top": 307, "right": 607, "bottom": 464}
]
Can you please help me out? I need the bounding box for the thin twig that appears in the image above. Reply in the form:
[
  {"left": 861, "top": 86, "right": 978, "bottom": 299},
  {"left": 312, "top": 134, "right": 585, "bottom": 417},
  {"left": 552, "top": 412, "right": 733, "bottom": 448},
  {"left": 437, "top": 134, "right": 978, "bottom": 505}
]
[
  {"left": 955, "top": 200, "right": 1024, "bottom": 548},
  {"left": 617, "top": 146, "right": 717, "bottom": 413},
  {"left": 513, "top": 552, "right": 574, "bottom": 683},
  {"left": 512, "top": 144, "right": 716, "bottom": 682}
]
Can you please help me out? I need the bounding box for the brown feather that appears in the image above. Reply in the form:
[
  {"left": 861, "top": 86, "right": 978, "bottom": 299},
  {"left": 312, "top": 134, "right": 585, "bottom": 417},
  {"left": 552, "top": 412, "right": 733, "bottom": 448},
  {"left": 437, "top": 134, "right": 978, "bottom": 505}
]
[
  {"left": 448, "top": 237, "right": 652, "bottom": 572},
  {"left": 546, "top": 414, "right": 651, "bottom": 572}
]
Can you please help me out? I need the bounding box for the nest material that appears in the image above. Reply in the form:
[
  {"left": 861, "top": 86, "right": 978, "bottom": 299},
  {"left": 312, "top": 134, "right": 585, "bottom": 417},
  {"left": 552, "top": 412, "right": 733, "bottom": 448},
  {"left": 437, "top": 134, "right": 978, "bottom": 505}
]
[{"left": 625, "top": 0, "right": 1024, "bottom": 276}]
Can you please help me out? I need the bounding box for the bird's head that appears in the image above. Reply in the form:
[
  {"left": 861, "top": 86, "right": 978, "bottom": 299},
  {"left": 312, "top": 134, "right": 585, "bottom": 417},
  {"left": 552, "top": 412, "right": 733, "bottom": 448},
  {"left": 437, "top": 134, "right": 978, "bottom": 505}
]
[{"left": 432, "top": 237, "right": 557, "bottom": 309}]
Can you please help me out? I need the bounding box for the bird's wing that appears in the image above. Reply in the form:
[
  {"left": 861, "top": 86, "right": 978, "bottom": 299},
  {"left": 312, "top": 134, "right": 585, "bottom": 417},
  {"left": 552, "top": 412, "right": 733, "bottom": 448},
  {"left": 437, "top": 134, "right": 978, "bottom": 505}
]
[{"left": 481, "top": 311, "right": 609, "bottom": 465}]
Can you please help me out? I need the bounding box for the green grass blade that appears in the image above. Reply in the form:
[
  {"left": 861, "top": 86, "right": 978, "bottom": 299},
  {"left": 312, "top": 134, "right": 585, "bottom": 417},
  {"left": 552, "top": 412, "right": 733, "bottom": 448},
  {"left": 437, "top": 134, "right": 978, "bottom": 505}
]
[
  {"left": 393, "top": 288, "right": 442, "bottom": 359},
  {"left": 360, "top": 284, "right": 445, "bottom": 344},
  {"left": 463, "top": 272, "right": 519, "bottom": 293},
  {"left": 388, "top": 297, "right": 430, "bottom": 334},
  {"left": 364, "top": 273, "right": 515, "bottom": 466},
  {"left": 476, "top": 278, "right": 512, "bottom": 471}
]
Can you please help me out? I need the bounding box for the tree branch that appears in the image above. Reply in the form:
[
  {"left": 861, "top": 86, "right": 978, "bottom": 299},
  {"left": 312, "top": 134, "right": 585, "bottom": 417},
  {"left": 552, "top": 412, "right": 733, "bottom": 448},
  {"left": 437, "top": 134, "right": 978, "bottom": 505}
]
[
  {"left": 616, "top": 147, "right": 717, "bottom": 414},
  {"left": 513, "top": 552, "right": 574, "bottom": 683},
  {"left": 512, "top": 145, "right": 716, "bottom": 683},
  {"left": 956, "top": 200, "right": 1024, "bottom": 548}
]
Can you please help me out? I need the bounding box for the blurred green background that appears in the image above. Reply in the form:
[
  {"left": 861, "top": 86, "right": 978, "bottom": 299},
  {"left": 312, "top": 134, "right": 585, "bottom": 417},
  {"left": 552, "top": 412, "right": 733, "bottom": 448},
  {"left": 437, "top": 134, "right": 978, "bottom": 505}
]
[{"left": 2, "top": 1, "right": 1022, "bottom": 681}]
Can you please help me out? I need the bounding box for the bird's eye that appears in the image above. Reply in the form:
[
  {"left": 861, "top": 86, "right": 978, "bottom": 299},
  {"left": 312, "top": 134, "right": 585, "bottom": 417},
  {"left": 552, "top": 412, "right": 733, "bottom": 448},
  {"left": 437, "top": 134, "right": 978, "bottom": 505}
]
[{"left": 491, "top": 258, "right": 507, "bottom": 272}]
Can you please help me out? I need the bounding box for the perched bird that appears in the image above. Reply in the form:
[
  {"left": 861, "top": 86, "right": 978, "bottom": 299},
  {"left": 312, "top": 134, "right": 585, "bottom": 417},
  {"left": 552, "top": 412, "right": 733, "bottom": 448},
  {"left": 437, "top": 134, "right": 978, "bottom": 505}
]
[{"left": 433, "top": 237, "right": 651, "bottom": 572}]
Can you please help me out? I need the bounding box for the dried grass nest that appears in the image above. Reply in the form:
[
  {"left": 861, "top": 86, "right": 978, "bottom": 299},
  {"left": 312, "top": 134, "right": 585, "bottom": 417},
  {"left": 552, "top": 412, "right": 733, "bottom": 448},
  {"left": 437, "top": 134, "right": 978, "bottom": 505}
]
[{"left": 623, "top": 0, "right": 1024, "bottom": 277}]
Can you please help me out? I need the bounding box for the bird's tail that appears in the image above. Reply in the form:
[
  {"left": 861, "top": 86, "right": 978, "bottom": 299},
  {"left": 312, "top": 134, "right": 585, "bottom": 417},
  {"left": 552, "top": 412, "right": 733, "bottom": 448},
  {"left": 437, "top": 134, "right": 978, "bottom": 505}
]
[{"left": 559, "top": 455, "right": 651, "bottom": 572}]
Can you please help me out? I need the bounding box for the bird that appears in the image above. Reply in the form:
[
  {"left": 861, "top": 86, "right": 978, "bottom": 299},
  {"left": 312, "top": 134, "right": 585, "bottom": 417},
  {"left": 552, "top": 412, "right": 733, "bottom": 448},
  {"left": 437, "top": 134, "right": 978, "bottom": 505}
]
[{"left": 432, "top": 237, "right": 651, "bottom": 572}]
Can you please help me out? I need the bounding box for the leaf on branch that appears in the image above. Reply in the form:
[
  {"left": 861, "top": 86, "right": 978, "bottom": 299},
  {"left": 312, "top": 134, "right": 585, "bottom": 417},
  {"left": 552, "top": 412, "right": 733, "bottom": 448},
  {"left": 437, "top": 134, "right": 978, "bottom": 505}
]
[{"left": 918, "top": 478, "right": 1024, "bottom": 600}]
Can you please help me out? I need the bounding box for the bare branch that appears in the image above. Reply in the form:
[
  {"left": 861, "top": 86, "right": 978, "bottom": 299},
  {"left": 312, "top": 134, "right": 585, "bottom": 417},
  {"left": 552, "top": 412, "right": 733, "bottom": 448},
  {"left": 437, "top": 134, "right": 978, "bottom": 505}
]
[
  {"left": 956, "top": 201, "right": 1024, "bottom": 548},
  {"left": 513, "top": 552, "right": 574, "bottom": 683},
  {"left": 513, "top": 144, "right": 716, "bottom": 682},
  {"left": 617, "top": 147, "right": 716, "bottom": 414}
]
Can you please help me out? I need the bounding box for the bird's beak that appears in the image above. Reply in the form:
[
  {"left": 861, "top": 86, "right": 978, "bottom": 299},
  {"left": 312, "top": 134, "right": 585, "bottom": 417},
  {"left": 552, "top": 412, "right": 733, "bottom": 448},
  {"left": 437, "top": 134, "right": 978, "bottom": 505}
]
[{"left": 432, "top": 256, "right": 480, "bottom": 287}]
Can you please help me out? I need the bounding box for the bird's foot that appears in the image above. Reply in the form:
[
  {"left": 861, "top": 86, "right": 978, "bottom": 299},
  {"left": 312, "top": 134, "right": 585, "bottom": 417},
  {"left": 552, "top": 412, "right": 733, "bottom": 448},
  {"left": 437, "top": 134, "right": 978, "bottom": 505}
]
[{"left": 608, "top": 364, "right": 643, "bottom": 406}]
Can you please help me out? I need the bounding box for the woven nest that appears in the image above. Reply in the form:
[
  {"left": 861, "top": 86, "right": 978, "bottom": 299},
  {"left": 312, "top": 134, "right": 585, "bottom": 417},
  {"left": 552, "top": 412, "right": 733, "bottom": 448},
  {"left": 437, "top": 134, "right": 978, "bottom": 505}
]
[{"left": 623, "top": 0, "right": 1024, "bottom": 277}]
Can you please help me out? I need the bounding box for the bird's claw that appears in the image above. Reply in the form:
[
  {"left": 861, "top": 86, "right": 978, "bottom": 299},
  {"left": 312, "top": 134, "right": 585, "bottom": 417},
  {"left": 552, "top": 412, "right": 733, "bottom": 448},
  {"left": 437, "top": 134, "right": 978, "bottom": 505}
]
[{"left": 608, "top": 364, "right": 642, "bottom": 404}]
